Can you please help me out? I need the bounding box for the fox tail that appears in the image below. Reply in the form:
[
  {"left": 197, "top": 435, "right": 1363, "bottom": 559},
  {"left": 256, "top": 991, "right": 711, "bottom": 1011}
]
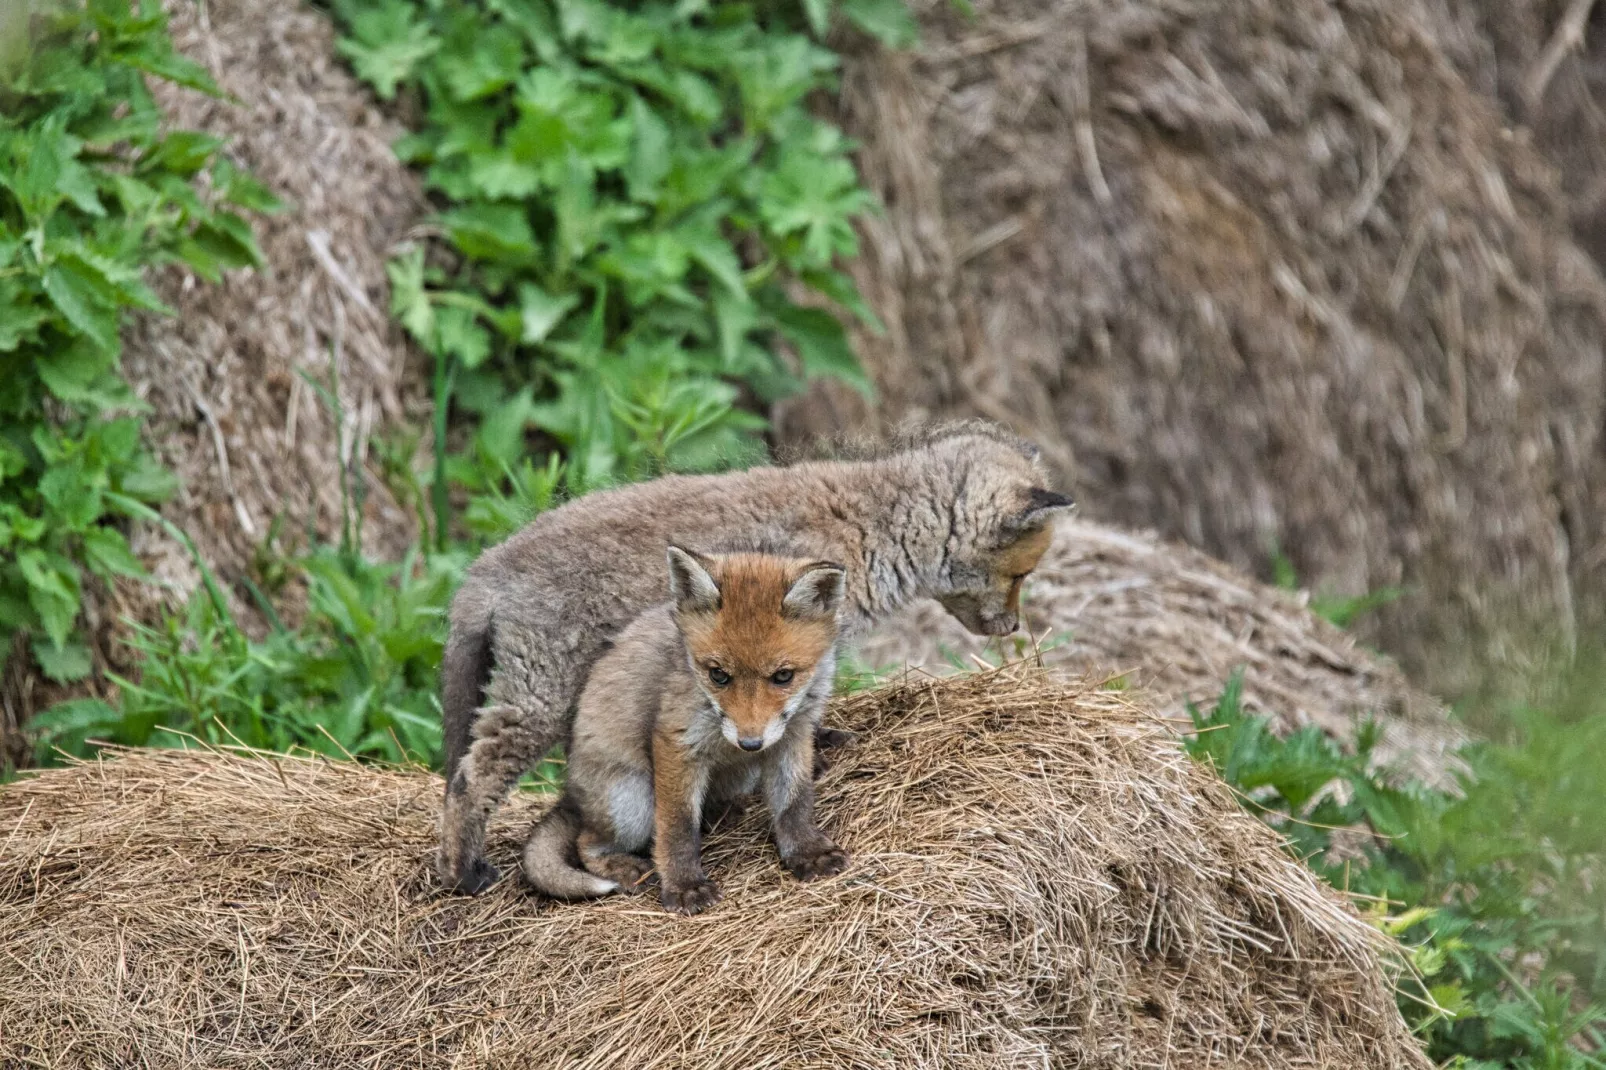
[{"left": 521, "top": 804, "right": 620, "bottom": 900}]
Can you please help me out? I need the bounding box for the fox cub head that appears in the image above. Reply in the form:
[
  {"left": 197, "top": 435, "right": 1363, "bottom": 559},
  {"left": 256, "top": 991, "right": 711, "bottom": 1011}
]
[
  {"left": 666, "top": 546, "right": 845, "bottom": 753},
  {"left": 939, "top": 484, "right": 1076, "bottom": 637}
]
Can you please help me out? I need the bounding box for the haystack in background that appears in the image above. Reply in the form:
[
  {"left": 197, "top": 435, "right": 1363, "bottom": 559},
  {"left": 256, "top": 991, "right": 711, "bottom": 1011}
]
[
  {"left": 777, "top": 0, "right": 1606, "bottom": 701},
  {"left": 0, "top": 669, "right": 1429, "bottom": 1069},
  {"left": 119, "top": 0, "right": 426, "bottom": 619},
  {"left": 861, "top": 519, "right": 1465, "bottom": 786},
  {"left": 1425, "top": 0, "right": 1606, "bottom": 267}
]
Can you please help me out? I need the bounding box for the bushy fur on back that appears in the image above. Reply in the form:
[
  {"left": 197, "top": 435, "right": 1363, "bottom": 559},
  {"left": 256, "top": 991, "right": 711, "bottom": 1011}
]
[
  {"left": 436, "top": 420, "right": 1074, "bottom": 894},
  {"left": 771, "top": 417, "right": 1043, "bottom": 467}
]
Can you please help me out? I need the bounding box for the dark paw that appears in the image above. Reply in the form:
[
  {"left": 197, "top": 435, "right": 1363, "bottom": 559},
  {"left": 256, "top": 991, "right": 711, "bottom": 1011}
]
[
  {"left": 783, "top": 840, "right": 849, "bottom": 881},
  {"left": 444, "top": 857, "right": 501, "bottom": 896},
  {"left": 660, "top": 877, "right": 722, "bottom": 915},
  {"left": 591, "top": 853, "right": 654, "bottom": 893}
]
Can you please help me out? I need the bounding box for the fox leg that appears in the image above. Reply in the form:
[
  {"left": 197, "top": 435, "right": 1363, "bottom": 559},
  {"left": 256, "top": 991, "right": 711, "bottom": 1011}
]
[
  {"left": 768, "top": 733, "right": 849, "bottom": 881},
  {"left": 652, "top": 739, "right": 719, "bottom": 915},
  {"left": 438, "top": 702, "right": 558, "bottom": 894}
]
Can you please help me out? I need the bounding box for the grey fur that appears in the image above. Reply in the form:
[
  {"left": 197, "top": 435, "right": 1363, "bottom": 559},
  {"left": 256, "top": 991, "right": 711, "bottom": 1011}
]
[{"left": 439, "top": 424, "right": 1072, "bottom": 892}]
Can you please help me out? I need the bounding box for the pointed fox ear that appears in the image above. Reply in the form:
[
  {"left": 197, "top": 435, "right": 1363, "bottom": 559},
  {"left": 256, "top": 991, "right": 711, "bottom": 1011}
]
[
  {"left": 782, "top": 562, "right": 846, "bottom": 620},
  {"left": 667, "top": 545, "right": 721, "bottom": 613},
  {"left": 1006, "top": 487, "right": 1075, "bottom": 536}
]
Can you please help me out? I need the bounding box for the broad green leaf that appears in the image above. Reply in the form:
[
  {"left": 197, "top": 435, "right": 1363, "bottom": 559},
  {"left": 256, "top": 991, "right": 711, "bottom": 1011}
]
[
  {"left": 838, "top": 0, "right": 919, "bottom": 48},
  {"left": 519, "top": 283, "right": 579, "bottom": 344},
  {"left": 32, "top": 638, "right": 92, "bottom": 682},
  {"left": 36, "top": 337, "right": 116, "bottom": 402},
  {"left": 436, "top": 305, "right": 492, "bottom": 368},
  {"left": 337, "top": 2, "right": 440, "bottom": 99},
  {"left": 83, "top": 527, "right": 147, "bottom": 579},
  {"left": 624, "top": 96, "right": 670, "bottom": 203},
  {"left": 801, "top": 0, "right": 831, "bottom": 38},
  {"left": 682, "top": 228, "right": 747, "bottom": 300},
  {"left": 437, "top": 25, "right": 526, "bottom": 102},
  {"left": 774, "top": 305, "right": 869, "bottom": 393},
  {"left": 43, "top": 262, "right": 119, "bottom": 352},
  {"left": 18, "top": 548, "right": 81, "bottom": 649},
  {"left": 387, "top": 246, "right": 435, "bottom": 342},
  {"left": 440, "top": 202, "right": 539, "bottom": 262}
]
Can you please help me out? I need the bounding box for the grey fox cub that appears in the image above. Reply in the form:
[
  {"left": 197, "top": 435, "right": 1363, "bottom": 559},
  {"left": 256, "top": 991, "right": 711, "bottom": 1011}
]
[
  {"left": 522, "top": 547, "right": 848, "bottom": 914},
  {"left": 441, "top": 421, "right": 1075, "bottom": 894}
]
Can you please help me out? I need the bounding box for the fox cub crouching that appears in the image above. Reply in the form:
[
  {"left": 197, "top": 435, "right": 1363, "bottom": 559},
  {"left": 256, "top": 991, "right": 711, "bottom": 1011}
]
[{"left": 523, "top": 547, "right": 849, "bottom": 914}]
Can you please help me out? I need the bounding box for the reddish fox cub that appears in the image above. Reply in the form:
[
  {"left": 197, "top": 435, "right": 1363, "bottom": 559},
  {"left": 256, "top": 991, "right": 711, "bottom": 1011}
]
[{"left": 522, "top": 547, "right": 848, "bottom": 915}]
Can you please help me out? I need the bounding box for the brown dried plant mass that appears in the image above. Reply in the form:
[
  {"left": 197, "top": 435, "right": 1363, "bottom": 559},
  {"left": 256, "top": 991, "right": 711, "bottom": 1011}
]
[
  {"left": 776, "top": 0, "right": 1606, "bottom": 701},
  {"left": 860, "top": 519, "right": 1465, "bottom": 787},
  {"left": 0, "top": 668, "right": 1429, "bottom": 1069},
  {"left": 119, "top": 0, "right": 428, "bottom": 622}
]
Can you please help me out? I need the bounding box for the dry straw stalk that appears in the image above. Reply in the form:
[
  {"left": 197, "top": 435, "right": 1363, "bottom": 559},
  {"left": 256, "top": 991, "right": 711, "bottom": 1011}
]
[{"left": 1, "top": 667, "right": 1428, "bottom": 1068}]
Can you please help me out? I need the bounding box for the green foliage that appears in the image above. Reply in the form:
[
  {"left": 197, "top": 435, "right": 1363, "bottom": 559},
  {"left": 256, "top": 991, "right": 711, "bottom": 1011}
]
[
  {"left": 1268, "top": 546, "right": 1403, "bottom": 628},
  {"left": 329, "top": 0, "right": 893, "bottom": 545},
  {"left": 0, "top": 0, "right": 272, "bottom": 680},
  {"left": 1187, "top": 671, "right": 1606, "bottom": 1069},
  {"left": 31, "top": 548, "right": 463, "bottom": 766}
]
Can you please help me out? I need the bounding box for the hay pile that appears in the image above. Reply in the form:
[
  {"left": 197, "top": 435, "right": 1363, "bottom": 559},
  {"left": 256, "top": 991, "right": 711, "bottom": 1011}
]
[
  {"left": 777, "top": 0, "right": 1606, "bottom": 699},
  {"left": 1423, "top": 0, "right": 1606, "bottom": 266},
  {"left": 860, "top": 519, "right": 1464, "bottom": 785},
  {"left": 119, "top": 0, "right": 425, "bottom": 617},
  {"left": 0, "top": 669, "right": 1429, "bottom": 1068}
]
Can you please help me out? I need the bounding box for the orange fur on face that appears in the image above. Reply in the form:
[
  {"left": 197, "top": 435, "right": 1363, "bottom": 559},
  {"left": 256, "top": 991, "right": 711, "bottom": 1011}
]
[
  {"left": 996, "top": 525, "right": 1054, "bottom": 612},
  {"left": 676, "top": 555, "right": 837, "bottom": 740}
]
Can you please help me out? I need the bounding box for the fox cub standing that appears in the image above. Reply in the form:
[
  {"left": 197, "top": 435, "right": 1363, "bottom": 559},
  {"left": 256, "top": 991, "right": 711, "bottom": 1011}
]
[{"left": 523, "top": 547, "right": 848, "bottom": 914}]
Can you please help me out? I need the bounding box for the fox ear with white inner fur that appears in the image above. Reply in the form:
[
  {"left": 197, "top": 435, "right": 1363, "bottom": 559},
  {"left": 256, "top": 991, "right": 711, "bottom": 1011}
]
[
  {"left": 1006, "top": 487, "right": 1076, "bottom": 536},
  {"left": 782, "top": 563, "right": 847, "bottom": 619},
  {"left": 667, "top": 545, "right": 721, "bottom": 613}
]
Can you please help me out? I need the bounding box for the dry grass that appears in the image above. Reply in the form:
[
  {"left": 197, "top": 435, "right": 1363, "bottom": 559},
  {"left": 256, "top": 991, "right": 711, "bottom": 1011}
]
[
  {"left": 861, "top": 519, "right": 1466, "bottom": 786},
  {"left": 119, "top": 0, "right": 427, "bottom": 622},
  {"left": 777, "top": 0, "right": 1606, "bottom": 701},
  {"left": 1, "top": 668, "right": 1428, "bottom": 1068}
]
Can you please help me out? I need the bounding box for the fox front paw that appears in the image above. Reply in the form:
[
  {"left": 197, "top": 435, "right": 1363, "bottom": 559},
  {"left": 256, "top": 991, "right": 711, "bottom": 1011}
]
[
  {"left": 660, "top": 877, "right": 722, "bottom": 915},
  {"left": 782, "top": 840, "right": 849, "bottom": 881}
]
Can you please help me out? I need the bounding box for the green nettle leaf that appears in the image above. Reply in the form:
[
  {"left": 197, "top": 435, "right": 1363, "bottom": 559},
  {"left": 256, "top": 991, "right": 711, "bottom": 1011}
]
[
  {"left": 519, "top": 283, "right": 580, "bottom": 344},
  {"left": 437, "top": 25, "right": 526, "bottom": 102},
  {"left": 82, "top": 527, "right": 146, "bottom": 579},
  {"left": 387, "top": 246, "right": 435, "bottom": 342},
  {"left": 336, "top": 1, "right": 441, "bottom": 100},
  {"left": 775, "top": 305, "right": 871, "bottom": 394},
  {"left": 681, "top": 228, "right": 748, "bottom": 301},
  {"left": 31, "top": 638, "right": 93, "bottom": 683},
  {"left": 838, "top": 0, "right": 919, "bottom": 48},
  {"left": 440, "top": 202, "right": 539, "bottom": 262},
  {"left": 17, "top": 549, "right": 81, "bottom": 650},
  {"left": 801, "top": 0, "right": 831, "bottom": 39},
  {"left": 624, "top": 96, "right": 671, "bottom": 203},
  {"left": 435, "top": 305, "right": 492, "bottom": 368},
  {"left": 42, "top": 262, "right": 120, "bottom": 352}
]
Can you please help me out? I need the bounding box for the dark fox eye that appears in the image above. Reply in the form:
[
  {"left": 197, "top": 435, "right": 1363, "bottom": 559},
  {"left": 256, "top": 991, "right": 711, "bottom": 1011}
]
[
  {"left": 770, "top": 668, "right": 794, "bottom": 685},
  {"left": 708, "top": 667, "right": 731, "bottom": 686}
]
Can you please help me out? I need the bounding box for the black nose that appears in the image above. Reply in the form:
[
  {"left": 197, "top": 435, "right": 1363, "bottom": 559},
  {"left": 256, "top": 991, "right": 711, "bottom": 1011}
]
[{"left": 738, "top": 737, "right": 763, "bottom": 752}]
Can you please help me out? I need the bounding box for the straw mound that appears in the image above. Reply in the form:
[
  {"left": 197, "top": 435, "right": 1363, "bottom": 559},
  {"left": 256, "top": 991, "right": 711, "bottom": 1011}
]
[
  {"left": 1424, "top": 0, "right": 1606, "bottom": 266},
  {"left": 119, "top": 0, "right": 426, "bottom": 619},
  {"left": 778, "top": 0, "right": 1606, "bottom": 699},
  {"left": 860, "top": 519, "right": 1465, "bottom": 786},
  {"left": 0, "top": 669, "right": 1429, "bottom": 1069}
]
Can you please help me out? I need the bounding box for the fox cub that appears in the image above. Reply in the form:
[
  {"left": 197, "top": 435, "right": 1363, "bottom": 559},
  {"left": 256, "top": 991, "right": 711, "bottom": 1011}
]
[{"left": 522, "top": 547, "right": 849, "bottom": 915}]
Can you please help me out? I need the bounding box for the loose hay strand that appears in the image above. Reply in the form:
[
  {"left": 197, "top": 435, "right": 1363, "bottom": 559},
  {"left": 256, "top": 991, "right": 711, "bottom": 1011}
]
[{"left": 0, "top": 668, "right": 1428, "bottom": 1068}]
